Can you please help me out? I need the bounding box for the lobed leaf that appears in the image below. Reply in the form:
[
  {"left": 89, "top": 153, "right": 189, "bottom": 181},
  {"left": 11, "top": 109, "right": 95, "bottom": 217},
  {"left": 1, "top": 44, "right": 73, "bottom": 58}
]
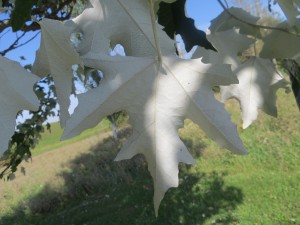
[
  {"left": 221, "top": 57, "right": 288, "bottom": 129},
  {"left": 32, "top": 19, "right": 82, "bottom": 128},
  {"left": 0, "top": 56, "right": 40, "bottom": 155}
]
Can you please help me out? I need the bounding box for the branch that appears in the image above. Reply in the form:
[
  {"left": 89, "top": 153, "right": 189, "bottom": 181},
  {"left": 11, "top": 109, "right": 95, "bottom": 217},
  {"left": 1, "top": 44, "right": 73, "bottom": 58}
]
[
  {"left": 0, "top": 31, "right": 40, "bottom": 56},
  {"left": 0, "top": 0, "right": 76, "bottom": 54},
  {"left": 216, "top": 0, "right": 300, "bottom": 37}
]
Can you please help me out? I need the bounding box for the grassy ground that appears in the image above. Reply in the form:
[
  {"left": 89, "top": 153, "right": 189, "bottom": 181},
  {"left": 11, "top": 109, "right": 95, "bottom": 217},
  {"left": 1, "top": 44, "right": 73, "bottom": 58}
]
[
  {"left": 0, "top": 89, "right": 299, "bottom": 225},
  {"left": 32, "top": 118, "right": 112, "bottom": 156}
]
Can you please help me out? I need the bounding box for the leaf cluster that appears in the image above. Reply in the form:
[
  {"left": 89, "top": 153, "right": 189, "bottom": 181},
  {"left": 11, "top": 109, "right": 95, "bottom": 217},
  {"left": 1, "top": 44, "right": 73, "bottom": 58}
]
[
  {"left": 0, "top": 0, "right": 299, "bottom": 216},
  {"left": 0, "top": 76, "right": 57, "bottom": 179}
]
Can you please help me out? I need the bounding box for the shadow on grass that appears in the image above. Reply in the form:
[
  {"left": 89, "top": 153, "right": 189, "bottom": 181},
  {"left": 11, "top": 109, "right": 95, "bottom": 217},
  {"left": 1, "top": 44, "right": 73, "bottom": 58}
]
[{"left": 0, "top": 128, "right": 243, "bottom": 225}]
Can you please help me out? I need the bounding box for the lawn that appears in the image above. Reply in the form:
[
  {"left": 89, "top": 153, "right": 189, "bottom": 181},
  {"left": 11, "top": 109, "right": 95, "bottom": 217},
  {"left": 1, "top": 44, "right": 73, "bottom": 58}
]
[{"left": 0, "top": 89, "right": 299, "bottom": 225}]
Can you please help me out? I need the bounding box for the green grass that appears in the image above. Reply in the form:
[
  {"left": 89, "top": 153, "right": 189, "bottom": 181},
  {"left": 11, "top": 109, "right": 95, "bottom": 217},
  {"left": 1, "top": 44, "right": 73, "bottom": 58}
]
[
  {"left": 32, "top": 118, "right": 112, "bottom": 155},
  {"left": 0, "top": 90, "right": 299, "bottom": 225}
]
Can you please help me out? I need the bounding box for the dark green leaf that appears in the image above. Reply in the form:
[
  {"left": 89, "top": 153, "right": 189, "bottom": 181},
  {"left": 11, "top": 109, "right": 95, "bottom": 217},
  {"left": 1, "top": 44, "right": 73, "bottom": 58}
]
[
  {"left": 10, "top": 0, "right": 35, "bottom": 31},
  {"left": 157, "top": 0, "right": 216, "bottom": 52}
]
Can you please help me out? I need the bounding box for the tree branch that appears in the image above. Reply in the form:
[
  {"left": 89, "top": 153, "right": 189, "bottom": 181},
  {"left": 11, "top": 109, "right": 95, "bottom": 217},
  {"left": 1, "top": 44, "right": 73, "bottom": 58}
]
[
  {"left": 0, "top": 31, "right": 40, "bottom": 56},
  {"left": 0, "top": 0, "right": 76, "bottom": 54},
  {"left": 216, "top": 0, "right": 300, "bottom": 37}
]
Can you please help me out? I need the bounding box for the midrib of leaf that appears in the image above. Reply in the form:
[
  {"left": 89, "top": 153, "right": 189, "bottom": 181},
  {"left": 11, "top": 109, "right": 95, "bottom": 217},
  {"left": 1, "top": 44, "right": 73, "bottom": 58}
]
[
  {"left": 117, "top": 0, "right": 161, "bottom": 60},
  {"left": 42, "top": 25, "right": 77, "bottom": 63},
  {"left": 148, "top": 0, "right": 162, "bottom": 61}
]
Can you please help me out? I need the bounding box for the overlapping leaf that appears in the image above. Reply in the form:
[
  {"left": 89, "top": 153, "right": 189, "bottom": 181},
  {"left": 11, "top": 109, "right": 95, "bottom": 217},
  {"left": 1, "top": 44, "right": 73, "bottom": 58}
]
[
  {"left": 68, "top": 0, "right": 174, "bottom": 57},
  {"left": 260, "top": 20, "right": 300, "bottom": 64},
  {"left": 0, "top": 56, "right": 39, "bottom": 154},
  {"left": 58, "top": 0, "right": 247, "bottom": 215},
  {"left": 276, "top": 0, "right": 300, "bottom": 26},
  {"left": 221, "top": 57, "right": 288, "bottom": 129},
  {"left": 32, "top": 19, "right": 82, "bottom": 128},
  {"left": 209, "top": 7, "right": 261, "bottom": 37},
  {"left": 193, "top": 28, "right": 254, "bottom": 70}
]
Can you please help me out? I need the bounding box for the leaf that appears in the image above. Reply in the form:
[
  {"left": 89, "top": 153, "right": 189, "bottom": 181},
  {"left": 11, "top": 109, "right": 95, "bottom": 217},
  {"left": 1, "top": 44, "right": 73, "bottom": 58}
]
[
  {"left": 32, "top": 19, "right": 82, "bottom": 128},
  {"left": 221, "top": 57, "right": 288, "bottom": 129},
  {"left": 59, "top": 0, "right": 246, "bottom": 215},
  {"left": 157, "top": 0, "right": 216, "bottom": 52},
  {"left": 10, "top": 0, "right": 35, "bottom": 31},
  {"left": 209, "top": 7, "right": 261, "bottom": 38},
  {"left": 0, "top": 56, "right": 39, "bottom": 154},
  {"left": 193, "top": 28, "right": 255, "bottom": 70},
  {"left": 275, "top": 0, "right": 300, "bottom": 26},
  {"left": 67, "top": 0, "right": 174, "bottom": 57},
  {"left": 63, "top": 53, "right": 247, "bottom": 215},
  {"left": 260, "top": 20, "right": 300, "bottom": 64}
]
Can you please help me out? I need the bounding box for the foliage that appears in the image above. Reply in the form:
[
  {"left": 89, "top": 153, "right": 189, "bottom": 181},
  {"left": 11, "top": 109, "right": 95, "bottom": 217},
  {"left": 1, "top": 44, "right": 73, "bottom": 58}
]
[
  {"left": 10, "top": 0, "right": 35, "bottom": 31},
  {"left": 0, "top": 76, "right": 57, "bottom": 178},
  {"left": 0, "top": 0, "right": 299, "bottom": 217}
]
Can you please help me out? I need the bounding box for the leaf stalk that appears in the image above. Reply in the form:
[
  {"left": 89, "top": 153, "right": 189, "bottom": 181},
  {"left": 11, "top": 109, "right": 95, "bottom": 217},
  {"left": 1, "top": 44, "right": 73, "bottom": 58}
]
[{"left": 148, "top": 0, "right": 162, "bottom": 62}]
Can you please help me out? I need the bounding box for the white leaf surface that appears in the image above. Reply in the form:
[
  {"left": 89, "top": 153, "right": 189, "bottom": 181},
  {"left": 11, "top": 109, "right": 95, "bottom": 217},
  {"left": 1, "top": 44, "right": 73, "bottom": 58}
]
[
  {"left": 68, "top": 0, "right": 174, "bottom": 57},
  {"left": 0, "top": 56, "right": 40, "bottom": 155},
  {"left": 209, "top": 7, "right": 261, "bottom": 37},
  {"left": 221, "top": 57, "right": 288, "bottom": 129},
  {"left": 32, "top": 19, "right": 82, "bottom": 128},
  {"left": 276, "top": 0, "right": 300, "bottom": 26},
  {"left": 193, "top": 29, "right": 254, "bottom": 70},
  {"left": 260, "top": 20, "right": 300, "bottom": 63},
  {"left": 63, "top": 53, "right": 247, "bottom": 215},
  {"left": 43, "top": 0, "right": 246, "bottom": 215}
]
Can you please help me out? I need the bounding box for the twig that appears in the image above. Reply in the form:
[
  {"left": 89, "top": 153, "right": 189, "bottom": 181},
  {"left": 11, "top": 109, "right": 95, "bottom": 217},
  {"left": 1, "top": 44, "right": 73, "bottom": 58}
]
[
  {"left": 223, "top": 0, "right": 229, "bottom": 8},
  {"left": 0, "top": 31, "right": 40, "bottom": 56},
  {"left": 216, "top": 0, "right": 300, "bottom": 37},
  {"left": 0, "top": 29, "right": 9, "bottom": 38}
]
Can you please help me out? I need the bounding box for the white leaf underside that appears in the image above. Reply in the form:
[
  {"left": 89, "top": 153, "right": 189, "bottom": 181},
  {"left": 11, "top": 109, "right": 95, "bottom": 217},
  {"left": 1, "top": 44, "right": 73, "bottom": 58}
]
[
  {"left": 68, "top": 0, "right": 174, "bottom": 57},
  {"left": 260, "top": 20, "right": 300, "bottom": 64},
  {"left": 221, "top": 57, "right": 288, "bottom": 129},
  {"left": 209, "top": 7, "right": 261, "bottom": 38},
  {"left": 193, "top": 28, "right": 255, "bottom": 70},
  {"left": 34, "top": 0, "right": 247, "bottom": 215},
  {"left": 193, "top": 27, "right": 288, "bottom": 130},
  {"left": 0, "top": 56, "right": 40, "bottom": 155},
  {"left": 63, "top": 54, "right": 247, "bottom": 215},
  {"left": 32, "top": 19, "right": 82, "bottom": 128},
  {"left": 276, "top": 0, "right": 300, "bottom": 26}
]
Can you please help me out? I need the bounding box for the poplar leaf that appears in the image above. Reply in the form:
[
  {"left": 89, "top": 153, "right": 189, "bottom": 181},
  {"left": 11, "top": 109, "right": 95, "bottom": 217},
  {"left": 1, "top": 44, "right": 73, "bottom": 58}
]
[
  {"left": 59, "top": 0, "right": 247, "bottom": 215},
  {"left": 209, "top": 7, "right": 261, "bottom": 37},
  {"left": 276, "top": 0, "right": 300, "bottom": 26},
  {"left": 67, "top": 0, "right": 174, "bottom": 57},
  {"left": 193, "top": 28, "right": 254, "bottom": 70},
  {"left": 221, "top": 58, "right": 288, "bottom": 129},
  {"left": 0, "top": 56, "right": 39, "bottom": 154},
  {"left": 32, "top": 19, "right": 82, "bottom": 128},
  {"left": 260, "top": 20, "right": 300, "bottom": 64},
  {"left": 63, "top": 53, "right": 247, "bottom": 215}
]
